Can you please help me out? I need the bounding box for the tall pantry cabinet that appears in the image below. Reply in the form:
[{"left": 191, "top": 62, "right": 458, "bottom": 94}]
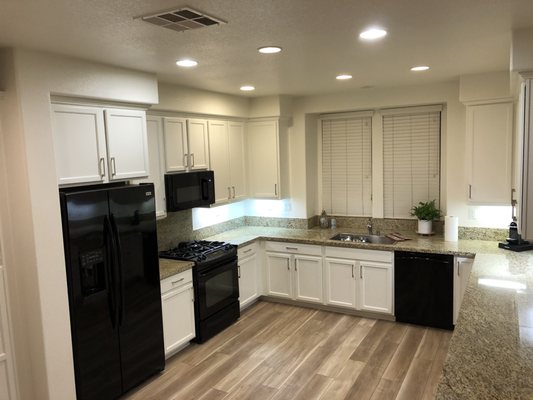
[{"left": 519, "top": 74, "right": 533, "bottom": 239}]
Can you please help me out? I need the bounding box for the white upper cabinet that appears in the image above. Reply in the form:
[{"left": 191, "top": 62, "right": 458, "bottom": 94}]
[
  {"left": 132, "top": 116, "right": 166, "bottom": 218},
  {"left": 247, "top": 119, "right": 289, "bottom": 199},
  {"left": 163, "top": 117, "right": 209, "bottom": 172},
  {"left": 52, "top": 103, "right": 149, "bottom": 186},
  {"left": 104, "top": 109, "right": 149, "bottom": 181},
  {"left": 52, "top": 104, "right": 107, "bottom": 185},
  {"left": 466, "top": 101, "right": 513, "bottom": 204},
  {"left": 208, "top": 120, "right": 247, "bottom": 204}
]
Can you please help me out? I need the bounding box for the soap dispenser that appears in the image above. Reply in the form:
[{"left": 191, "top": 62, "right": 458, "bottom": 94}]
[{"left": 320, "top": 210, "right": 329, "bottom": 229}]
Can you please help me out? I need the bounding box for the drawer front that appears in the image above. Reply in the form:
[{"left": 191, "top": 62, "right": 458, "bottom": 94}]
[
  {"left": 161, "top": 269, "right": 193, "bottom": 294},
  {"left": 264, "top": 241, "right": 322, "bottom": 256},
  {"left": 325, "top": 246, "right": 393, "bottom": 263},
  {"left": 238, "top": 242, "right": 258, "bottom": 259}
]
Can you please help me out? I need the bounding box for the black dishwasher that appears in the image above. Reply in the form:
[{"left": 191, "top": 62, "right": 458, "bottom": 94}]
[{"left": 394, "top": 251, "right": 454, "bottom": 330}]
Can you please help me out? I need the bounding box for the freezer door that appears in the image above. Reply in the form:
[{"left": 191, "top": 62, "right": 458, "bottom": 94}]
[
  {"left": 108, "top": 184, "right": 165, "bottom": 392},
  {"left": 60, "top": 190, "right": 122, "bottom": 400}
]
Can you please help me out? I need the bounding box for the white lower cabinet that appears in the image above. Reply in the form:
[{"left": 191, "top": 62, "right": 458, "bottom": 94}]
[
  {"left": 238, "top": 244, "right": 261, "bottom": 309},
  {"left": 325, "top": 247, "right": 393, "bottom": 315},
  {"left": 264, "top": 242, "right": 323, "bottom": 304},
  {"left": 453, "top": 257, "right": 474, "bottom": 324},
  {"left": 0, "top": 266, "right": 17, "bottom": 400},
  {"left": 160, "top": 270, "right": 195, "bottom": 358}
]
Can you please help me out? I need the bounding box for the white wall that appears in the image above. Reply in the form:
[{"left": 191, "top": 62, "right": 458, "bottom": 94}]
[
  {"left": 511, "top": 28, "right": 533, "bottom": 72},
  {"left": 0, "top": 48, "right": 158, "bottom": 400},
  {"left": 154, "top": 82, "right": 249, "bottom": 118}
]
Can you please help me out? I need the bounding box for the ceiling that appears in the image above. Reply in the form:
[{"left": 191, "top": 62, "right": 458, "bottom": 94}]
[{"left": 2, "top": 0, "right": 533, "bottom": 97}]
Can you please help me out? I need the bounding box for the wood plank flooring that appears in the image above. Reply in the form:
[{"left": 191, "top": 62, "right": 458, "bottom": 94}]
[{"left": 123, "top": 301, "right": 452, "bottom": 400}]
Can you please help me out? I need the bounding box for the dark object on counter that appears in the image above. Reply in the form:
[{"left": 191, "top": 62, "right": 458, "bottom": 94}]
[
  {"left": 394, "top": 251, "right": 454, "bottom": 330},
  {"left": 498, "top": 241, "right": 533, "bottom": 252},
  {"left": 160, "top": 240, "right": 239, "bottom": 343},
  {"left": 507, "top": 221, "right": 520, "bottom": 244},
  {"left": 165, "top": 170, "right": 215, "bottom": 211},
  {"left": 59, "top": 183, "right": 165, "bottom": 400}
]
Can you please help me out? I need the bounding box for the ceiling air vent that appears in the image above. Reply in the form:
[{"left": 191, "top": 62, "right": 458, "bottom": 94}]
[{"left": 141, "top": 6, "right": 226, "bottom": 32}]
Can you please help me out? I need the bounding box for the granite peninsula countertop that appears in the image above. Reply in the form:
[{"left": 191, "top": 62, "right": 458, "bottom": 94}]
[
  {"left": 204, "top": 226, "right": 533, "bottom": 399},
  {"left": 159, "top": 258, "right": 194, "bottom": 280}
]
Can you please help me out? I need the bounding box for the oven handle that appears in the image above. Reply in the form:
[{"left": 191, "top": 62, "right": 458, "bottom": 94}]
[{"left": 198, "top": 259, "right": 238, "bottom": 278}]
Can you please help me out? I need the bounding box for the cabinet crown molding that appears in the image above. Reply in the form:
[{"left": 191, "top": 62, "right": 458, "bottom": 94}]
[{"left": 462, "top": 97, "right": 514, "bottom": 106}]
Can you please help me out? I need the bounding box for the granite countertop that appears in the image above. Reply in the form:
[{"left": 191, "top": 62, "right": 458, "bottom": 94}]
[
  {"left": 159, "top": 258, "right": 194, "bottom": 280},
  {"left": 204, "top": 226, "right": 533, "bottom": 399}
]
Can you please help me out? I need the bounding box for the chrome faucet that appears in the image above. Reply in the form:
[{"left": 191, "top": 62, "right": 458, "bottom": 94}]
[{"left": 367, "top": 218, "right": 373, "bottom": 235}]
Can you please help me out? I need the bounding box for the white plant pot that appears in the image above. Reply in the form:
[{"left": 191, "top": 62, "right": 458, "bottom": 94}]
[{"left": 418, "top": 219, "right": 433, "bottom": 234}]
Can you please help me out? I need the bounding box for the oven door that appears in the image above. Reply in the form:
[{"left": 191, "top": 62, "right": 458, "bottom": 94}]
[{"left": 195, "top": 258, "right": 239, "bottom": 320}]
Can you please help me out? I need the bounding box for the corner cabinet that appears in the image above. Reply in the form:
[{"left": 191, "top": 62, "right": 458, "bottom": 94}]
[
  {"left": 51, "top": 104, "right": 149, "bottom": 186},
  {"left": 164, "top": 117, "right": 209, "bottom": 172},
  {"left": 0, "top": 266, "right": 18, "bottom": 400},
  {"left": 160, "top": 269, "right": 195, "bottom": 359},
  {"left": 247, "top": 119, "right": 289, "bottom": 199},
  {"left": 264, "top": 242, "right": 323, "bottom": 304},
  {"left": 466, "top": 101, "right": 513, "bottom": 204},
  {"left": 324, "top": 247, "right": 393, "bottom": 315},
  {"left": 453, "top": 257, "right": 474, "bottom": 324},
  {"left": 132, "top": 116, "right": 166, "bottom": 218},
  {"left": 208, "top": 120, "right": 247, "bottom": 204}
]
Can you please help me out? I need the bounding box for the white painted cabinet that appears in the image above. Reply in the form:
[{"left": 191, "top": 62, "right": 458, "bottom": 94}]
[
  {"left": 247, "top": 119, "right": 289, "bottom": 199},
  {"left": 160, "top": 270, "right": 195, "bottom": 358},
  {"left": 264, "top": 242, "right": 323, "bottom": 304},
  {"left": 359, "top": 261, "right": 393, "bottom": 314},
  {"left": 208, "top": 120, "right": 247, "bottom": 204},
  {"left": 453, "top": 257, "right": 474, "bottom": 324},
  {"left": 466, "top": 101, "right": 513, "bottom": 204},
  {"left": 164, "top": 117, "right": 209, "bottom": 172},
  {"left": 52, "top": 104, "right": 149, "bottom": 186},
  {"left": 0, "top": 266, "right": 17, "bottom": 400},
  {"left": 237, "top": 243, "right": 261, "bottom": 309},
  {"left": 324, "top": 247, "right": 393, "bottom": 315},
  {"left": 132, "top": 116, "right": 166, "bottom": 218}
]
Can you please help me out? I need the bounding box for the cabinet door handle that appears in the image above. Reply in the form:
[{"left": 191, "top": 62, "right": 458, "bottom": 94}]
[
  {"left": 360, "top": 265, "right": 363, "bottom": 279},
  {"left": 191, "top": 288, "right": 194, "bottom": 303},
  {"left": 190, "top": 153, "right": 195, "bottom": 167},
  {"left": 238, "top": 265, "right": 241, "bottom": 278},
  {"left": 295, "top": 261, "right": 298, "bottom": 271},
  {"left": 468, "top": 184, "right": 472, "bottom": 199},
  {"left": 275, "top": 183, "right": 278, "bottom": 196},
  {"left": 171, "top": 277, "right": 185, "bottom": 285},
  {"left": 183, "top": 154, "right": 188, "bottom": 168},
  {"left": 110, "top": 157, "right": 117, "bottom": 176},
  {"left": 99, "top": 157, "right": 105, "bottom": 178},
  {"left": 285, "top": 246, "right": 298, "bottom": 251},
  {"left": 232, "top": 186, "right": 236, "bottom": 199},
  {"left": 287, "top": 260, "right": 290, "bottom": 270},
  {"left": 352, "top": 265, "right": 354, "bottom": 278},
  {"left": 243, "top": 248, "right": 253, "bottom": 254}
]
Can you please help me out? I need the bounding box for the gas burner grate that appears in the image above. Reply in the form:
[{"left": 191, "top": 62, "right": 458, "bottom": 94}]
[{"left": 140, "top": 6, "right": 226, "bottom": 33}]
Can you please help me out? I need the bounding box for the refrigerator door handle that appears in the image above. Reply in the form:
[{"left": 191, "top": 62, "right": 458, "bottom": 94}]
[
  {"left": 110, "top": 214, "right": 125, "bottom": 326},
  {"left": 104, "top": 215, "right": 118, "bottom": 329}
]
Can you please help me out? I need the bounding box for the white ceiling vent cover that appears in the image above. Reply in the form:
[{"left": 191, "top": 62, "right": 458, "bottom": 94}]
[{"left": 141, "top": 6, "right": 226, "bottom": 32}]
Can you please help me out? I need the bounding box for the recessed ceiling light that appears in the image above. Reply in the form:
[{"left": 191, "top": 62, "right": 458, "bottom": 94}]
[
  {"left": 411, "top": 65, "right": 430, "bottom": 71},
  {"left": 359, "top": 28, "right": 387, "bottom": 40},
  {"left": 336, "top": 74, "right": 353, "bottom": 80},
  {"left": 258, "top": 46, "right": 282, "bottom": 54},
  {"left": 240, "top": 85, "right": 255, "bottom": 91},
  {"left": 176, "top": 59, "right": 198, "bottom": 67}
]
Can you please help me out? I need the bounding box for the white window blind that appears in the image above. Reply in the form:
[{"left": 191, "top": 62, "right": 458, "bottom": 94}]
[
  {"left": 383, "top": 110, "right": 441, "bottom": 218},
  {"left": 322, "top": 116, "right": 372, "bottom": 216}
]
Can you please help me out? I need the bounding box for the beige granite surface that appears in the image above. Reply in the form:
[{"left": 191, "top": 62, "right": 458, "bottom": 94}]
[
  {"left": 203, "top": 225, "right": 533, "bottom": 399},
  {"left": 159, "top": 258, "right": 194, "bottom": 280}
]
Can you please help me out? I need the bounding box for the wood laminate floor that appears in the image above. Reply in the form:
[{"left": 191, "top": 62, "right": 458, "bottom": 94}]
[{"left": 124, "top": 301, "right": 452, "bottom": 400}]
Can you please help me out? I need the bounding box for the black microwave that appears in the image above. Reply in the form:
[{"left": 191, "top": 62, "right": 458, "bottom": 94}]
[{"left": 165, "top": 170, "right": 215, "bottom": 211}]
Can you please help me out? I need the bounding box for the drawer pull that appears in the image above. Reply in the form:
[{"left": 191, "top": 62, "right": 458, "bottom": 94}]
[
  {"left": 243, "top": 248, "right": 253, "bottom": 254},
  {"left": 285, "top": 246, "right": 298, "bottom": 251},
  {"left": 171, "top": 277, "right": 185, "bottom": 285}
]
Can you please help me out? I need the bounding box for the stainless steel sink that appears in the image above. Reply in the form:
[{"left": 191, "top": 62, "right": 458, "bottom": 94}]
[{"left": 329, "top": 233, "right": 396, "bottom": 245}]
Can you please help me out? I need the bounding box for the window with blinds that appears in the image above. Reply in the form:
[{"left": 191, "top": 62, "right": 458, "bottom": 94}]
[
  {"left": 383, "top": 108, "right": 441, "bottom": 218},
  {"left": 322, "top": 115, "right": 372, "bottom": 216}
]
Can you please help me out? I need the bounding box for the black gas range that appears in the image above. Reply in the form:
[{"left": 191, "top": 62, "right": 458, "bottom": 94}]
[{"left": 160, "top": 241, "right": 240, "bottom": 343}]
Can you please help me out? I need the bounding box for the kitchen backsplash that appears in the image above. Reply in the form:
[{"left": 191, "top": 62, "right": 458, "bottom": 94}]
[{"left": 157, "top": 211, "right": 507, "bottom": 250}]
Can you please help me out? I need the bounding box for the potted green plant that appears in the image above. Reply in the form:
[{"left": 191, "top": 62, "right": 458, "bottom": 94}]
[{"left": 410, "top": 200, "right": 442, "bottom": 234}]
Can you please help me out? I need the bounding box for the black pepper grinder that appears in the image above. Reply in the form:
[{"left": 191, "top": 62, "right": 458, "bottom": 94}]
[{"left": 508, "top": 221, "right": 519, "bottom": 244}]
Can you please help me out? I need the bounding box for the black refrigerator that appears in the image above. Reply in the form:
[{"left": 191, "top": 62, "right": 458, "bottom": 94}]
[{"left": 59, "top": 183, "right": 165, "bottom": 400}]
